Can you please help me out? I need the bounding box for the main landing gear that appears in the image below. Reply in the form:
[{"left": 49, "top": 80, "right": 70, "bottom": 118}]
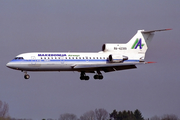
[
  {"left": 80, "top": 71, "right": 104, "bottom": 80},
  {"left": 94, "top": 74, "right": 103, "bottom": 80},
  {"left": 94, "top": 71, "right": 103, "bottom": 80},
  {"left": 24, "top": 71, "right": 30, "bottom": 79},
  {"left": 80, "top": 71, "right": 90, "bottom": 80}
]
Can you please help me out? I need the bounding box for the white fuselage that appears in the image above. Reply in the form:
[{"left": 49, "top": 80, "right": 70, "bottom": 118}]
[
  {"left": 6, "top": 52, "right": 139, "bottom": 72},
  {"left": 7, "top": 29, "right": 169, "bottom": 79}
]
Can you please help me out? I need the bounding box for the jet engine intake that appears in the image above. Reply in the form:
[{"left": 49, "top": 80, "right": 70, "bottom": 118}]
[{"left": 108, "top": 54, "right": 128, "bottom": 63}]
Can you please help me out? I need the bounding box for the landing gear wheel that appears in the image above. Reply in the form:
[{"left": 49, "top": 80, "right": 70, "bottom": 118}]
[
  {"left": 85, "top": 76, "right": 89, "bottom": 80},
  {"left": 99, "top": 75, "right": 103, "bottom": 80},
  {"left": 80, "top": 76, "right": 84, "bottom": 80},
  {"left": 94, "top": 75, "right": 99, "bottom": 79},
  {"left": 80, "top": 71, "right": 89, "bottom": 80},
  {"left": 24, "top": 74, "right": 30, "bottom": 79},
  {"left": 94, "top": 74, "right": 103, "bottom": 80}
]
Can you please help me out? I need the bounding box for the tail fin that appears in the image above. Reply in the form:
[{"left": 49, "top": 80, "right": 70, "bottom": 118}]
[
  {"left": 101, "top": 29, "right": 171, "bottom": 61},
  {"left": 126, "top": 29, "right": 171, "bottom": 60}
]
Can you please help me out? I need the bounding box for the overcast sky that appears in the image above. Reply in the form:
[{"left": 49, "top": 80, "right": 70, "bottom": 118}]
[{"left": 0, "top": 0, "right": 180, "bottom": 120}]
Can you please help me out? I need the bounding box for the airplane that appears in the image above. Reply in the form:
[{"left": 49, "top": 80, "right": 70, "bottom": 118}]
[{"left": 6, "top": 29, "right": 171, "bottom": 80}]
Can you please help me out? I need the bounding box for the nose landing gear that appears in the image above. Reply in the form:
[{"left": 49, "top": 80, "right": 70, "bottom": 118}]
[{"left": 24, "top": 71, "right": 30, "bottom": 79}]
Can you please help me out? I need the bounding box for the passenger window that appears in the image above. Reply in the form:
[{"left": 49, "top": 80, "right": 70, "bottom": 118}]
[
  {"left": 93, "top": 57, "right": 95, "bottom": 59},
  {"left": 79, "top": 57, "right": 81, "bottom": 59},
  {"left": 100, "top": 57, "right": 102, "bottom": 59},
  {"left": 89, "top": 57, "right": 91, "bottom": 59},
  {"left": 97, "top": 57, "right": 98, "bottom": 59}
]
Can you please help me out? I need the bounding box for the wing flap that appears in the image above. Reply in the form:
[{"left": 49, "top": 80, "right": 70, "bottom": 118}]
[
  {"left": 73, "top": 62, "right": 141, "bottom": 72},
  {"left": 102, "top": 65, "right": 137, "bottom": 72}
]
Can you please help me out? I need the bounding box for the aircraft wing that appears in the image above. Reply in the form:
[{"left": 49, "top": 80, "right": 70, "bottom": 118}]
[{"left": 72, "top": 62, "right": 151, "bottom": 73}]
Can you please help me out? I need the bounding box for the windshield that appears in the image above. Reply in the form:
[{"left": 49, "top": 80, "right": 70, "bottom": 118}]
[{"left": 13, "top": 57, "right": 24, "bottom": 60}]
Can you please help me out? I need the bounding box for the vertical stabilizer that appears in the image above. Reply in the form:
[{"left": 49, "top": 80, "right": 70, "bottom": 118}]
[{"left": 126, "top": 29, "right": 171, "bottom": 60}]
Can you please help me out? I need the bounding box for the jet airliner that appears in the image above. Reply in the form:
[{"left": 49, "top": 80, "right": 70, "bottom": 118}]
[{"left": 6, "top": 29, "right": 171, "bottom": 80}]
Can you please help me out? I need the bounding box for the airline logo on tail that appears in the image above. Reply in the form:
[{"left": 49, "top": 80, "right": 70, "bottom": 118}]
[{"left": 131, "top": 38, "right": 144, "bottom": 49}]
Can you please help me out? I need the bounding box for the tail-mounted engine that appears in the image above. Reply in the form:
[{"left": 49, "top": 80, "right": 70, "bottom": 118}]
[
  {"left": 108, "top": 54, "right": 128, "bottom": 63},
  {"left": 102, "top": 44, "right": 127, "bottom": 52}
]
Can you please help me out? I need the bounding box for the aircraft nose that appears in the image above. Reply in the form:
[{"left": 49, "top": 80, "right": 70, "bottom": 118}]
[
  {"left": 6, "top": 62, "right": 11, "bottom": 68},
  {"left": 6, "top": 62, "right": 14, "bottom": 69}
]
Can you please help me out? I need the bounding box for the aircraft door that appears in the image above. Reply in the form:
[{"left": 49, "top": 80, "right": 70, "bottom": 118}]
[
  {"left": 31, "top": 56, "right": 36, "bottom": 64},
  {"left": 60, "top": 57, "right": 64, "bottom": 64}
]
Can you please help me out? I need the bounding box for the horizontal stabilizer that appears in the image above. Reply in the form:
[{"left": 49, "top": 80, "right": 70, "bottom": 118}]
[{"left": 142, "top": 29, "right": 172, "bottom": 34}]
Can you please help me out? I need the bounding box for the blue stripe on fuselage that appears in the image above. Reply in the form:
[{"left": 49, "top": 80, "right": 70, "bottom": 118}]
[{"left": 9, "top": 59, "right": 139, "bottom": 63}]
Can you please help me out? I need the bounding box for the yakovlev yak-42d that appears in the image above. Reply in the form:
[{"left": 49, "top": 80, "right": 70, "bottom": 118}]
[{"left": 6, "top": 29, "right": 171, "bottom": 80}]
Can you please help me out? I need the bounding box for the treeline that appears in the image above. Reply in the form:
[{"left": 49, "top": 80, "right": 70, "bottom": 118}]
[
  {"left": 57, "top": 109, "right": 144, "bottom": 120},
  {"left": 109, "top": 109, "right": 143, "bottom": 120},
  {"left": 1, "top": 100, "right": 180, "bottom": 120},
  {"left": 0, "top": 100, "right": 9, "bottom": 120},
  {"left": 57, "top": 109, "right": 180, "bottom": 120},
  {"left": 59, "top": 108, "right": 108, "bottom": 120}
]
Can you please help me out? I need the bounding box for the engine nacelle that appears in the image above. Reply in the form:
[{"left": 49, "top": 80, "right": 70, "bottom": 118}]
[
  {"left": 108, "top": 54, "right": 128, "bottom": 63},
  {"left": 102, "top": 44, "right": 127, "bottom": 52}
]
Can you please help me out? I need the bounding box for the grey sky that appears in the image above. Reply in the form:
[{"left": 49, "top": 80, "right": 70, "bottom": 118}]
[{"left": 0, "top": 0, "right": 180, "bottom": 119}]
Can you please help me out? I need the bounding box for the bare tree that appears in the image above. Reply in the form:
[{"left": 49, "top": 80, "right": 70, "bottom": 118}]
[
  {"left": 0, "top": 100, "right": 9, "bottom": 118},
  {"left": 161, "top": 114, "right": 179, "bottom": 120},
  {"left": 80, "top": 110, "right": 96, "bottom": 120},
  {"left": 150, "top": 115, "right": 161, "bottom": 120},
  {"left": 59, "top": 113, "right": 78, "bottom": 120},
  {"left": 94, "top": 108, "right": 108, "bottom": 120}
]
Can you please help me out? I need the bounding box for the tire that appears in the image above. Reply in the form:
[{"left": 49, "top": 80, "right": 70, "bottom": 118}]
[
  {"left": 24, "top": 74, "right": 30, "bottom": 79},
  {"left": 85, "top": 76, "right": 89, "bottom": 80},
  {"left": 80, "top": 76, "right": 84, "bottom": 80},
  {"left": 99, "top": 75, "right": 103, "bottom": 80},
  {"left": 94, "top": 75, "right": 99, "bottom": 79}
]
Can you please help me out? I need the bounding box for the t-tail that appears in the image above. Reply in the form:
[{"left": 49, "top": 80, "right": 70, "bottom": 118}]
[
  {"left": 126, "top": 29, "right": 171, "bottom": 61},
  {"left": 102, "top": 29, "right": 171, "bottom": 62}
]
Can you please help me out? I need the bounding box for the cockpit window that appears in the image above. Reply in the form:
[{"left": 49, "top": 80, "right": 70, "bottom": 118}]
[{"left": 14, "top": 57, "right": 24, "bottom": 60}]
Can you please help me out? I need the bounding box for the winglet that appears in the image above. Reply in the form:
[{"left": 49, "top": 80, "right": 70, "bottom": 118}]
[{"left": 142, "top": 28, "right": 172, "bottom": 34}]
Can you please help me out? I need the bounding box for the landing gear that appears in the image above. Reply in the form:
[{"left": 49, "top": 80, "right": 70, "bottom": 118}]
[
  {"left": 79, "top": 71, "right": 104, "bottom": 80},
  {"left": 94, "top": 74, "right": 103, "bottom": 80},
  {"left": 24, "top": 74, "right": 30, "bottom": 79},
  {"left": 94, "top": 71, "right": 103, "bottom": 80},
  {"left": 80, "top": 71, "right": 89, "bottom": 80},
  {"left": 24, "top": 71, "right": 30, "bottom": 79}
]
